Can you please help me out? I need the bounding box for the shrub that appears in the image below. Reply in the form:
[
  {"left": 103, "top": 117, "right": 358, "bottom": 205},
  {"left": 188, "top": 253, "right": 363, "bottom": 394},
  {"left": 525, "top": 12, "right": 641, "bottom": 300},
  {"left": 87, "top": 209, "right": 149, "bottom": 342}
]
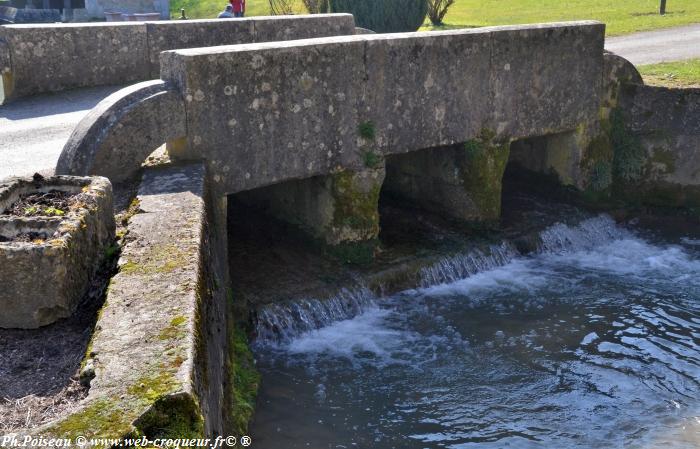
[
  {"left": 303, "top": 0, "right": 329, "bottom": 13},
  {"left": 269, "top": 0, "right": 294, "bottom": 15},
  {"left": 330, "top": 0, "right": 429, "bottom": 33},
  {"left": 427, "top": 0, "right": 455, "bottom": 25}
]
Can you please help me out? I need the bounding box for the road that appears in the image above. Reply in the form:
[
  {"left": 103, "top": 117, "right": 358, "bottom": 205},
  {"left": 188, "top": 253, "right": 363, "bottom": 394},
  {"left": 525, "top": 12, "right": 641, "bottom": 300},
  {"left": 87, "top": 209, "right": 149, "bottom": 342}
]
[
  {"left": 605, "top": 23, "right": 700, "bottom": 65},
  {"left": 0, "top": 86, "right": 122, "bottom": 180}
]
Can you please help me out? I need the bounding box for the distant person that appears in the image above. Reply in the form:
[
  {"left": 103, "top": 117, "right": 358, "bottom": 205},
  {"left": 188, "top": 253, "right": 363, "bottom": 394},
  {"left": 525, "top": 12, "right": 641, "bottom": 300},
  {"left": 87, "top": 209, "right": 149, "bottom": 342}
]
[
  {"left": 218, "top": 4, "right": 234, "bottom": 18},
  {"left": 230, "top": 0, "right": 245, "bottom": 17}
]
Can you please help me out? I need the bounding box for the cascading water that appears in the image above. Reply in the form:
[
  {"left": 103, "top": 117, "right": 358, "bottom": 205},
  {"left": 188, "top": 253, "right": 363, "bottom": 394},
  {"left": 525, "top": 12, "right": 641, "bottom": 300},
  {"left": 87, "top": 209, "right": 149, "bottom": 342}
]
[{"left": 250, "top": 214, "right": 700, "bottom": 448}]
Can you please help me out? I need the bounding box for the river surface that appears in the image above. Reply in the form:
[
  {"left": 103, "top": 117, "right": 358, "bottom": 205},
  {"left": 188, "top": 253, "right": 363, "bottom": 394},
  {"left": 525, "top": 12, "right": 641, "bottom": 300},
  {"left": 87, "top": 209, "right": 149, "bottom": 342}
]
[{"left": 250, "top": 215, "right": 700, "bottom": 448}]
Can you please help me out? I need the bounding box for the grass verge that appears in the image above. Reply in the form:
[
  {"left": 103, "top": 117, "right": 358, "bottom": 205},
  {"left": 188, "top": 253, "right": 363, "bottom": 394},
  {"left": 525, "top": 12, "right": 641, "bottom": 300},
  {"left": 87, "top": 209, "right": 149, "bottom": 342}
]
[{"left": 638, "top": 58, "right": 700, "bottom": 88}]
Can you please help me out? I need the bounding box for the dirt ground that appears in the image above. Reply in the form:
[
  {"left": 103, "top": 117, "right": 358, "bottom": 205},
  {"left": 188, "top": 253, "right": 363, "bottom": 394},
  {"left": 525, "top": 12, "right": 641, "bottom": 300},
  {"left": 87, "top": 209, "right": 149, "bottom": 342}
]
[{"left": 0, "top": 182, "right": 137, "bottom": 433}]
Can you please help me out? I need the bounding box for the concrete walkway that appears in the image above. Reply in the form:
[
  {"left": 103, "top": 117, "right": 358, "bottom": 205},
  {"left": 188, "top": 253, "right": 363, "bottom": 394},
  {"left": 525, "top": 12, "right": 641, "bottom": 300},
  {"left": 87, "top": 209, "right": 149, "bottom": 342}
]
[
  {"left": 605, "top": 23, "right": 700, "bottom": 65},
  {"left": 0, "top": 86, "right": 123, "bottom": 180}
]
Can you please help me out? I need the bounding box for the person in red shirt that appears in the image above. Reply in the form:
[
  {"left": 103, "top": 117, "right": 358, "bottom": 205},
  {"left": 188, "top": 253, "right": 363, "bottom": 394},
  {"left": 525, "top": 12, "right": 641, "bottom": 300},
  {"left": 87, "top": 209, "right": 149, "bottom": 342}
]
[{"left": 230, "top": 0, "right": 245, "bottom": 17}]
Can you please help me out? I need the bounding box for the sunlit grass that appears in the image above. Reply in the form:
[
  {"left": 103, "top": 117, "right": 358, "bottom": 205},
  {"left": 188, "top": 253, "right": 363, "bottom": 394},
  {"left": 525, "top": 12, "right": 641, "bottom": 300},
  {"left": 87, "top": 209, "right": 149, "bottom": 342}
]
[
  {"left": 171, "top": 0, "right": 700, "bottom": 36},
  {"left": 638, "top": 58, "right": 700, "bottom": 88}
]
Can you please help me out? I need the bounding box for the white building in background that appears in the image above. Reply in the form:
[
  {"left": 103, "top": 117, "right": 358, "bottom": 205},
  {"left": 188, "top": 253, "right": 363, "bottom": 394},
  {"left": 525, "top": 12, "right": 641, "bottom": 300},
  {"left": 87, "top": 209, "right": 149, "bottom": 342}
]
[{"left": 0, "top": 0, "right": 169, "bottom": 22}]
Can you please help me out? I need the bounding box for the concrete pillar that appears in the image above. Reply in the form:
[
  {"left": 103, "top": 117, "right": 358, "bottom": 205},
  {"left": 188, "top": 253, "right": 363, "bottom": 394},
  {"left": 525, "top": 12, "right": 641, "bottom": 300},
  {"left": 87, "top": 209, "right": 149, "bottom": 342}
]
[
  {"left": 384, "top": 135, "right": 511, "bottom": 223},
  {"left": 236, "top": 164, "right": 386, "bottom": 264}
]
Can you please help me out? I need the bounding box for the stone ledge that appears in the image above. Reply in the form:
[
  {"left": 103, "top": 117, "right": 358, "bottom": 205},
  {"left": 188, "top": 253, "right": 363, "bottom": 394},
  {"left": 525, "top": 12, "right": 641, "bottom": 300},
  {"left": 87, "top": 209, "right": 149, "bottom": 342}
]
[
  {"left": 24, "top": 163, "right": 227, "bottom": 441},
  {"left": 0, "top": 14, "right": 356, "bottom": 102}
]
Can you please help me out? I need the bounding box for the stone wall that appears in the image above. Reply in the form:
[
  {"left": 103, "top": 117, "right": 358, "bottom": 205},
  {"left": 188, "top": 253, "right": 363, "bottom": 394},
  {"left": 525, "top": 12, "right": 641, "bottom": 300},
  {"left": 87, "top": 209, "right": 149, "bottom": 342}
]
[
  {"left": 613, "top": 84, "right": 700, "bottom": 210},
  {"left": 0, "top": 14, "right": 355, "bottom": 102},
  {"left": 27, "top": 163, "right": 232, "bottom": 439},
  {"left": 157, "top": 21, "right": 603, "bottom": 197}
]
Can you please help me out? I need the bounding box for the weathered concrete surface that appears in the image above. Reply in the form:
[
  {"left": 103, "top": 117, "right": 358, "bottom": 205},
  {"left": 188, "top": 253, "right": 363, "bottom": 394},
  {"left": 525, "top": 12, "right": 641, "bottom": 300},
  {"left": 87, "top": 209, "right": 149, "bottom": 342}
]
[
  {"left": 31, "top": 163, "right": 230, "bottom": 439},
  {"left": 237, "top": 166, "right": 385, "bottom": 262},
  {"left": 0, "top": 14, "right": 356, "bottom": 102},
  {"left": 155, "top": 21, "right": 603, "bottom": 197},
  {"left": 385, "top": 139, "right": 511, "bottom": 222},
  {"left": 0, "top": 23, "right": 149, "bottom": 101},
  {"left": 508, "top": 52, "right": 643, "bottom": 190},
  {"left": 614, "top": 84, "right": 700, "bottom": 208},
  {"left": 146, "top": 15, "right": 355, "bottom": 78},
  {"left": 605, "top": 24, "right": 700, "bottom": 65},
  {"left": 57, "top": 80, "right": 186, "bottom": 184},
  {"left": 0, "top": 176, "right": 114, "bottom": 329},
  {"left": 0, "top": 85, "right": 123, "bottom": 180}
]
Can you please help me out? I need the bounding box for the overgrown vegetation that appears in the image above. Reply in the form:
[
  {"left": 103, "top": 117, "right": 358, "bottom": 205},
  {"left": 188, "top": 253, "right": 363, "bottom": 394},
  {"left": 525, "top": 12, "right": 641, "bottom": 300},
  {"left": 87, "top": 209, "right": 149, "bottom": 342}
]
[
  {"left": 427, "top": 0, "right": 455, "bottom": 25},
  {"left": 301, "top": 0, "right": 328, "bottom": 13},
  {"left": 269, "top": 0, "right": 294, "bottom": 15},
  {"left": 331, "top": 0, "right": 428, "bottom": 32},
  {"left": 638, "top": 58, "right": 700, "bottom": 88},
  {"left": 229, "top": 327, "right": 260, "bottom": 436}
]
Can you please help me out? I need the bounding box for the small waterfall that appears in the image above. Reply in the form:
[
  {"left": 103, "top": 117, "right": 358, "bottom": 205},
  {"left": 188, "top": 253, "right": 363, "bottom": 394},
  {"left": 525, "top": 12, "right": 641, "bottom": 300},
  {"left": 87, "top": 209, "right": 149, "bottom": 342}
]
[
  {"left": 253, "top": 214, "right": 628, "bottom": 345},
  {"left": 419, "top": 242, "right": 519, "bottom": 287},
  {"left": 254, "top": 287, "right": 376, "bottom": 345},
  {"left": 537, "top": 214, "right": 628, "bottom": 253}
]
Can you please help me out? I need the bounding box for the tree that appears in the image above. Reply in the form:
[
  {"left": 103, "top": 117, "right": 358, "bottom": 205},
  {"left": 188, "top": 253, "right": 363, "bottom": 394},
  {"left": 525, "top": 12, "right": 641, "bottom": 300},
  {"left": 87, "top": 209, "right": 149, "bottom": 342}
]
[
  {"left": 427, "top": 0, "right": 455, "bottom": 26},
  {"left": 269, "top": 0, "right": 294, "bottom": 15},
  {"left": 303, "top": 0, "right": 329, "bottom": 13},
  {"left": 660, "top": 0, "right": 667, "bottom": 15}
]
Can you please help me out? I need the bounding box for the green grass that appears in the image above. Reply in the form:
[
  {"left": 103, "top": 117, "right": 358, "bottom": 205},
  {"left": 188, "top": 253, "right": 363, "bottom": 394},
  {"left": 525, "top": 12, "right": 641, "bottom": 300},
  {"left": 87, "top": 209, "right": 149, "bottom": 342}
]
[
  {"left": 422, "top": 0, "right": 700, "bottom": 36},
  {"left": 171, "top": 0, "right": 700, "bottom": 36},
  {"left": 638, "top": 58, "right": 700, "bottom": 87}
]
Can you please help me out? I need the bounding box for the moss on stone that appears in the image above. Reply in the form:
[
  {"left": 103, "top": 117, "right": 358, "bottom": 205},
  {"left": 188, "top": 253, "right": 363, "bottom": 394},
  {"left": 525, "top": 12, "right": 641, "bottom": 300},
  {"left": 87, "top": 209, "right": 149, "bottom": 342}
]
[
  {"left": 119, "top": 244, "right": 189, "bottom": 276},
  {"left": 328, "top": 239, "right": 377, "bottom": 265},
  {"left": 330, "top": 170, "right": 382, "bottom": 237},
  {"left": 132, "top": 394, "right": 204, "bottom": 439},
  {"left": 229, "top": 327, "right": 260, "bottom": 437},
  {"left": 47, "top": 398, "right": 134, "bottom": 440},
  {"left": 610, "top": 109, "right": 646, "bottom": 183},
  {"left": 158, "top": 315, "right": 188, "bottom": 340},
  {"left": 363, "top": 151, "right": 382, "bottom": 169},
  {"left": 650, "top": 147, "right": 677, "bottom": 174},
  {"left": 358, "top": 121, "right": 376, "bottom": 140},
  {"left": 460, "top": 131, "right": 510, "bottom": 222}
]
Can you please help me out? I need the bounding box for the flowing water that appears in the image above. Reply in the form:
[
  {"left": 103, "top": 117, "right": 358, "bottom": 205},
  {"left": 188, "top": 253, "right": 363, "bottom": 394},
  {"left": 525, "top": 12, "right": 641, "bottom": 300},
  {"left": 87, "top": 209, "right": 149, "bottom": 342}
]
[{"left": 250, "top": 215, "right": 700, "bottom": 448}]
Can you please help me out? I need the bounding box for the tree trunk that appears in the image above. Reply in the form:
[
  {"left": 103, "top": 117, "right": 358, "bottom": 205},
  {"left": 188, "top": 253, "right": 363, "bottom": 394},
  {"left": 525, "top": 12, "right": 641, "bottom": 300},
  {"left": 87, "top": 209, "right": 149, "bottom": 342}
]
[{"left": 660, "top": 0, "right": 667, "bottom": 15}]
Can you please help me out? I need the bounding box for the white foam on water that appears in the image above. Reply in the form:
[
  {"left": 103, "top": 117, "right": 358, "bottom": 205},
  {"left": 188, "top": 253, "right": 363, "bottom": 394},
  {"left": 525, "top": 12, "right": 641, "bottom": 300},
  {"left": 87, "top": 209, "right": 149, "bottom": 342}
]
[
  {"left": 419, "top": 258, "right": 550, "bottom": 298},
  {"left": 285, "top": 307, "right": 409, "bottom": 363}
]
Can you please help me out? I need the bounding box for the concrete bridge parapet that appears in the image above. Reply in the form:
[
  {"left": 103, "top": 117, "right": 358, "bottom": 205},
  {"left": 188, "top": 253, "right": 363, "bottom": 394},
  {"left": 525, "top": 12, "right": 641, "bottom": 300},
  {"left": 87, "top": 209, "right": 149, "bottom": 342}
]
[
  {"left": 57, "top": 21, "right": 606, "bottom": 260},
  {"left": 0, "top": 14, "right": 356, "bottom": 103}
]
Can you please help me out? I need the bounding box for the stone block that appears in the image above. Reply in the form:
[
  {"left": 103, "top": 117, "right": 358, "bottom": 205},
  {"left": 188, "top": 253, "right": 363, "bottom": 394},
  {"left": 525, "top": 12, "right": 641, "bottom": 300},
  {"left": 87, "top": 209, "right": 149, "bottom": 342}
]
[
  {"left": 362, "top": 30, "right": 491, "bottom": 157},
  {"left": 0, "top": 175, "right": 115, "bottom": 329},
  {"left": 0, "top": 22, "right": 149, "bottom": 99},
  {"left": 489, "top": 22, "right": 605, "bottom": 140},
  {"left": 160, "top": 36, "right": 368, "bottom": 195},
  {"left": 147, "top": 19, "right": 255, "bottom": 78}
]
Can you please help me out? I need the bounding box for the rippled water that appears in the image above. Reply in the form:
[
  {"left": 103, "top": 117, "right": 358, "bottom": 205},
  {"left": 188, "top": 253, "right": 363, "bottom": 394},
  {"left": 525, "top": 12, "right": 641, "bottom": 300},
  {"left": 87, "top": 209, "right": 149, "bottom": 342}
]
[{"left": 250, "top": 216, "right": 700, "bottom": 448}]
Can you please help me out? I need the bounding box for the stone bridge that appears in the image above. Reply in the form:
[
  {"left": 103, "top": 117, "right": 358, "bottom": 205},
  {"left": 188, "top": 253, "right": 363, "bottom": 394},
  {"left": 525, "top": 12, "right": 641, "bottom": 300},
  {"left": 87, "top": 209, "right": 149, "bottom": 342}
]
[{"left": 57, "top": 21, "right": 607, "bottom": 260}]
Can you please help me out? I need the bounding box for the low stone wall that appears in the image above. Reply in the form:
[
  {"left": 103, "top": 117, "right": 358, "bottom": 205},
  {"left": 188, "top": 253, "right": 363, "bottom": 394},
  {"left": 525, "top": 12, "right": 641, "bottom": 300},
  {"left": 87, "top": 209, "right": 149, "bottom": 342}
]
[
  {"left": 157, "top": 21, "right": 604, "bottom": 197},
  {"left": 28, "top": 163, "right": 231, "bottom": 439},
  {"left": 614, "top": 84, "right": 700, "bottom": 210},
  {"left": 0, "top": 14, "right": 355, "bottom": 102}
]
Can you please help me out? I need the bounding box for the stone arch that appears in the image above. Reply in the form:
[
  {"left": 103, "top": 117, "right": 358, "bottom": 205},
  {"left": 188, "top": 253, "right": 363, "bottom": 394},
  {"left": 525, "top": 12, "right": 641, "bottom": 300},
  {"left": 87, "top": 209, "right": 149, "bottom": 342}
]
[{"left": 56, "top": 80, "right": 186, "bottom": 184}]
